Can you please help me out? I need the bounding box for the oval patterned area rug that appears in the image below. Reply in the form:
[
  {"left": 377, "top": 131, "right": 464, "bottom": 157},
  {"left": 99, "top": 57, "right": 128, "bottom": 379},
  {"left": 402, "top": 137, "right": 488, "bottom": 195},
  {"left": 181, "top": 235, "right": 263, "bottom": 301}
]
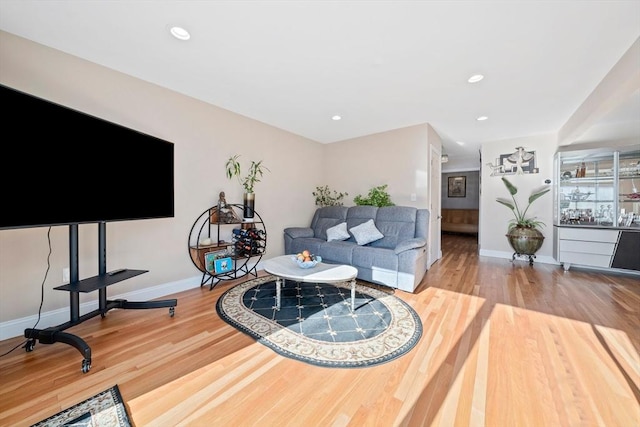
[{"left": 216, "top": 275, "right": 422, "bottom": 368}]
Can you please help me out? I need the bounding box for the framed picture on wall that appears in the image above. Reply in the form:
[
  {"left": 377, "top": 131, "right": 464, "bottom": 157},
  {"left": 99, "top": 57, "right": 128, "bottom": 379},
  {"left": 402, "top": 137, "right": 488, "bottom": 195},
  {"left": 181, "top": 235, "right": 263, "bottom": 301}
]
[{"left": 448, "top": 176, "right": 466, "bottom": 198}]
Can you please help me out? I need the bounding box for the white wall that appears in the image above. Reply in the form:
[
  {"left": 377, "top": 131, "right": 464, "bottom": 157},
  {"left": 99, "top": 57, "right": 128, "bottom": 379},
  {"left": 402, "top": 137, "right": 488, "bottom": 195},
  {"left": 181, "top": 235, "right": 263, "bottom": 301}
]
[
  {"left": 0, "top": 31, "right": 324, "bottom": 333},
  {"left": 558, "top": 37, "right": 640, "bottom": 146},
  {"left": 479, "top": 134, "right": 557, "bottom": 263},
  {"left": 322, "top": 123, "right": 432, "bottom": 210}
]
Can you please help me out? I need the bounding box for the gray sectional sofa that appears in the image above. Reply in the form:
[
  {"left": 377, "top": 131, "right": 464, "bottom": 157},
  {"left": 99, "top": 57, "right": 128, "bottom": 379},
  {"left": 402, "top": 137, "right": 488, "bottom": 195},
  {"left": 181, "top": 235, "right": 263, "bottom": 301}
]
[{"left": 283, "top": 205, "right": 430, "bottom": 293}]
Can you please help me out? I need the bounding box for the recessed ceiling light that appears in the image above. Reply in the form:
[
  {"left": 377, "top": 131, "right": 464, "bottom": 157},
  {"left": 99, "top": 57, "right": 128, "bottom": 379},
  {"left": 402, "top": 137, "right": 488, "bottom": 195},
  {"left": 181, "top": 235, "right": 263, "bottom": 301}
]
[
  {"left": 468, "top": 74, "right": 484, "bottom": 83},
  {"left": 331, "top": 115, "right": 342, "bottom": 121},
  {"left": 170, "top": 26, "right": 190, "bottom": 41},
  {"left": 476, "top": 116, "right": 488, "bottom": 121}
]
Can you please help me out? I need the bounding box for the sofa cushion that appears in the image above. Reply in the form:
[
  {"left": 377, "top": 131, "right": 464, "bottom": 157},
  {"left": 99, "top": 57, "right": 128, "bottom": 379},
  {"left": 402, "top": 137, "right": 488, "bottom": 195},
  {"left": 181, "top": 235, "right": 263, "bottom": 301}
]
[
  {"left": 310, "top": 206, "right": 349, "bottom": 240},
  {"left": 318, "top": 240, "right": 356, "bottom": 264},
  {"left": 394, "top": 238, "right": 427, "bottom": 254},
  {"left": 345, "top": 206, "right": 378, "bottom": 242},
  {"left": 349, "top": 219, "right": 384, "bottom": 245},
  {"left": 352, "top": 245, "right": 399, "bottom": 271},
  {"left": 369, "top": 206, "right": 418, "bottom": 249},
  {"left": 326, "top": 222, "right": 350, "bottom": 242},
  {"left": 286, "top": 237, "right": 325, "bottom": 257},
  {"left": 284, "top": 227, "right": 314, "bottom": 239},
  {"left": 312, "top": 218, "right": 343, "bottom": 241}
]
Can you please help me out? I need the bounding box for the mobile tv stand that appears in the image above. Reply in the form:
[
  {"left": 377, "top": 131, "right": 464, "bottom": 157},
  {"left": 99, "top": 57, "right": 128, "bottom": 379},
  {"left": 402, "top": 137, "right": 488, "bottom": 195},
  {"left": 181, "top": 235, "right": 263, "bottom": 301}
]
[{"left": 23, "top": 222, "right": 177, "bottom": 373}]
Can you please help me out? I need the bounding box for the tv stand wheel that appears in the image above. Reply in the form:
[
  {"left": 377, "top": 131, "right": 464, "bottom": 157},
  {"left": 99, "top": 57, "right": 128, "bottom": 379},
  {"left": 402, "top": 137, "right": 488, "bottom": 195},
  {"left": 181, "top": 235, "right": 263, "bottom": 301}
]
[
  {"left": 169, "top": 307, "right": 175, "bottom": 317},
  {"left": 81, "top": 358, "right": 91, "bottom": 373},
  {"left": 24, "top": 339, "right": 35, "bottom": 352}
]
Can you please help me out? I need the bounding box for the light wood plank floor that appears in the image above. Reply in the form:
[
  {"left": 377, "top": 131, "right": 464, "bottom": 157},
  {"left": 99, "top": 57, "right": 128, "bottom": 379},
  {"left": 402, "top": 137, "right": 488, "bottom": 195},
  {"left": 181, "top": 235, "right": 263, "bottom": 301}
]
[{"left": 1, "top": 234, "right": 638, "bottom": 426}]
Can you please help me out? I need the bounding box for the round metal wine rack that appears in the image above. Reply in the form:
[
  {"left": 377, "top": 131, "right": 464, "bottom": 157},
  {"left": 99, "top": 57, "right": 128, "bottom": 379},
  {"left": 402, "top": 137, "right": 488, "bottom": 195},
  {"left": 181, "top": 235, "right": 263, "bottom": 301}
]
[{"left": 187, "top": 204, "right": 266, "bottom": 290}]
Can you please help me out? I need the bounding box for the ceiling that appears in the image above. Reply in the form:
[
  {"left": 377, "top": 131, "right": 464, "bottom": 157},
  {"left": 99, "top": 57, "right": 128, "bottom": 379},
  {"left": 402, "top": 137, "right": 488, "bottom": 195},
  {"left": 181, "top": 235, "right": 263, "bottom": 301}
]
[
  {"left": 571, "top": 88, "right": 640, "bottom": 146},
  {"left": 1, "top": 1, "right": 639, "bottom": 170}
]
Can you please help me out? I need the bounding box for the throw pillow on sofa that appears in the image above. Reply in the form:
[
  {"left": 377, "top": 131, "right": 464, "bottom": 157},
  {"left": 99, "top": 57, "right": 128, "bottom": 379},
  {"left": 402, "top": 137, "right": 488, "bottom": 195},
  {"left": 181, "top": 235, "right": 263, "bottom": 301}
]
[
  {"left": 349, "top": 219, "right": 384, "bottom": 245},
  {"left": 326, "top": 222, "right": 350, "bottom": 242}
]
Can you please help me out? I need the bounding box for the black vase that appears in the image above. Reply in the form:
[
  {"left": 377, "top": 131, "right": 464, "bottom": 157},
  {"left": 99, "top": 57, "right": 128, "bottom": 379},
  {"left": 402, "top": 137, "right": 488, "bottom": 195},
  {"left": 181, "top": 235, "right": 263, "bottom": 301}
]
[{"left": 243, "top": 192, "right": 255, "bottom": 220}]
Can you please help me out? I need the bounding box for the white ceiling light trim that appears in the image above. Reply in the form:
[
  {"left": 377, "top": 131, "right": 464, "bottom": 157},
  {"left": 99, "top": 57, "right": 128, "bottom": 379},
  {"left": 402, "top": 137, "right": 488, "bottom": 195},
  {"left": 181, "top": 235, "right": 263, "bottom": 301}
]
[
  {"left": 468, "top": 74, "right": 484, "bottom": 83},
  {"left": 476, "top": 116, "right": 488, "bottom": 121},
  {"left": 170, "top": 26, "right": 190, "bottom": 40},
  {"left": 331, "top": 115, "right": 342, "bottom": 121}
]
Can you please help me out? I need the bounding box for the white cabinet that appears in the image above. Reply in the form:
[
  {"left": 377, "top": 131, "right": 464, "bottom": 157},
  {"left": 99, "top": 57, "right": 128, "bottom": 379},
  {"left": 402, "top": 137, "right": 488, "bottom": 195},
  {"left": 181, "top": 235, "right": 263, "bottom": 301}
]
[{"left": 555, "top": 227, "right": 618, "bottom": 271}]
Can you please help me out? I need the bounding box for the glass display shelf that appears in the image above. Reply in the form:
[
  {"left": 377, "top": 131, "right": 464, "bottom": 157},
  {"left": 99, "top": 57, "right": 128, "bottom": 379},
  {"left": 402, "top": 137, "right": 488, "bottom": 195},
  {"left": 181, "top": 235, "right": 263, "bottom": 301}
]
[
  {"left": 618, "top": 151, "right": 640, "bottom": 227},
  {"left": 557, "top": 151, "right": 615, "bottom": 226},
  {"left": 555, "top": 146, "right": 639, "bottom": 229}
]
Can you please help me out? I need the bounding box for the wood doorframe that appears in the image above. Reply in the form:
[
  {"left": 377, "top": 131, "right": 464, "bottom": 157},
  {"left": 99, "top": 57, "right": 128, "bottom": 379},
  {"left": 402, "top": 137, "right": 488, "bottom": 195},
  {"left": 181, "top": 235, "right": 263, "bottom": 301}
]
[{"left": 429, "top": 145, "right": 442, "bottom": 265}]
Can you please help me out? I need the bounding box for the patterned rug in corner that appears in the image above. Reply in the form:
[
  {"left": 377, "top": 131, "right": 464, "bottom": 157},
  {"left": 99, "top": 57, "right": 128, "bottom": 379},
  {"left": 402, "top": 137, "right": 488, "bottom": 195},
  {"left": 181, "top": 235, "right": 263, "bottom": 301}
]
[
  {"left": 216, "top": 275, "right": 422, "bottom": 368},
  {"left": 31, "top": 385, "right": 131, "bottom": 427}
]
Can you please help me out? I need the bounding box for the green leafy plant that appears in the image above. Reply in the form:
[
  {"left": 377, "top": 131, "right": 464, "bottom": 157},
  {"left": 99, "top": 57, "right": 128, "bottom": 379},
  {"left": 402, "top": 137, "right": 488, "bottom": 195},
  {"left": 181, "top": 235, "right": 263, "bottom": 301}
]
[
  {"left": 496, "top": 177, "right": 550, "bottom": 230},
  {"left": 225, "top": 155, "right": 270, "bottom": 193},
  {"left": 313, "top": 185, "right": 348, "bottom": 207},
  {"left": 353, "top": 184, "right": 395, "bottom": 207}
]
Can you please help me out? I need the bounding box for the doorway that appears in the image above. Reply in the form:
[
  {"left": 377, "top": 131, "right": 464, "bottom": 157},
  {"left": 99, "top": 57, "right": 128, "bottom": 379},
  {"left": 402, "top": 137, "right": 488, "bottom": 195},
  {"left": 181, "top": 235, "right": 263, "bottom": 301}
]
[{"left": 440, "top": 171, "right": 480, "bottom": 241}]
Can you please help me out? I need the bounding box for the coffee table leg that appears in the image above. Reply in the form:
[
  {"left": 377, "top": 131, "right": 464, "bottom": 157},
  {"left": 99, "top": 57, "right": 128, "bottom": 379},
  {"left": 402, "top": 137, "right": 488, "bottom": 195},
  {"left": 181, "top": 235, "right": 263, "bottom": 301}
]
[
  {"left": 350, "top": 278, "right": 356, "bottom": 310},
  {"left": 275, "top": 277, "right": 282, "bottom": 310}
]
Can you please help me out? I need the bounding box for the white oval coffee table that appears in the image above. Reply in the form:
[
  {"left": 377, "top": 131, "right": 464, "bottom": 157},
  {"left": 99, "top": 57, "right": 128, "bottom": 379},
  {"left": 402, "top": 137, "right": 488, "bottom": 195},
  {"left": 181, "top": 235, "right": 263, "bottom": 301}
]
[{"left": 262, "top": 255, "right": 358, "bottom": 310}]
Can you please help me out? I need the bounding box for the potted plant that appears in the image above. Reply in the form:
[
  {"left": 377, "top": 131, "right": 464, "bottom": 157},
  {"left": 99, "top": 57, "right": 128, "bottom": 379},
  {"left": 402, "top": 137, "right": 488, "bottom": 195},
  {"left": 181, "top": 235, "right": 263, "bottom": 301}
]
[
  {"left": 353, "top": 184, "right": 395, "bottom": 207},
  {"left": 225, "top": 155, "right": 269, "bottom": 220},
  {"left": 496, "top": 176, "right": 550, "bottom": 264},
  {"left": 313, "top": 185, "right": 348, "bottom": 206}
]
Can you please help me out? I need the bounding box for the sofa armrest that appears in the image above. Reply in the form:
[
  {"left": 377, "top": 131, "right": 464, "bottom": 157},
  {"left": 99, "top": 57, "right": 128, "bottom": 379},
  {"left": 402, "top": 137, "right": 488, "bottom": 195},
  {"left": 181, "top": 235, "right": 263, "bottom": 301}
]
[
  {"left": 284, "top": 227, "right": 315, "bottom": 239},
  {"left": 394, "top": 238, "right": 427, "bottom": 255}
]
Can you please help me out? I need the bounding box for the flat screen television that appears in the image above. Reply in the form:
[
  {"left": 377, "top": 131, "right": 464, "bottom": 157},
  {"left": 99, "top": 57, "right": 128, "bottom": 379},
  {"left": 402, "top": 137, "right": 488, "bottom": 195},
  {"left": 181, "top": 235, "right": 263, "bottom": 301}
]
[{"left": 0, "top": 84, "right": 175, "bottom": 230}]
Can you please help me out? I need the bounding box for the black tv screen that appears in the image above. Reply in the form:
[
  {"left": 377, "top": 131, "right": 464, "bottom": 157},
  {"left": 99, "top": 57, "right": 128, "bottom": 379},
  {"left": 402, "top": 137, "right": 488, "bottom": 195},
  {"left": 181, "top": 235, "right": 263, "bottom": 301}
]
[{"left": 0, "top": 84, "right": 174, "bottom": 230}]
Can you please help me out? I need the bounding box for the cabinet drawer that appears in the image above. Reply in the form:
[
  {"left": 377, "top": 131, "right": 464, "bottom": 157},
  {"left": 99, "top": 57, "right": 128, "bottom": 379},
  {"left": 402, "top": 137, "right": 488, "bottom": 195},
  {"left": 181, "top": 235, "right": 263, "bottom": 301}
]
[
  {"left": 559, "top": 240, "right": 616, "bottom": 256},
  {"left": 558, "top": 228, "right": 619, "bottom": 243},
  {"left": 559, "top": 252, "right": 612, "bottom": 268}
]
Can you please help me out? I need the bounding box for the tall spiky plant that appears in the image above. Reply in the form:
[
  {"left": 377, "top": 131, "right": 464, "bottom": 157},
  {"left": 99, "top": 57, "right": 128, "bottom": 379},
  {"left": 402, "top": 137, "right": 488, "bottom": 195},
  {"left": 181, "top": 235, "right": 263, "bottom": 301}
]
[
  {"left": 496, "top": 177, "right": 550, "bottom": 230},
  {"left": 225, "top": 155, "right": 269, "bottom": 193}
]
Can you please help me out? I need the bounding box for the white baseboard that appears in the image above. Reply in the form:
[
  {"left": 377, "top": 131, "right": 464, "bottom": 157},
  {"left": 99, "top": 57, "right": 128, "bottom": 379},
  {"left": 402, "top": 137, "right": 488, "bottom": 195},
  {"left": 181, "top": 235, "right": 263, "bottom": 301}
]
[
  {"left": 479, "top": 249, "right": 559, "bottom": 266},
  {"left": 0, "top": 275, "right": 202, "bottom": 341}
]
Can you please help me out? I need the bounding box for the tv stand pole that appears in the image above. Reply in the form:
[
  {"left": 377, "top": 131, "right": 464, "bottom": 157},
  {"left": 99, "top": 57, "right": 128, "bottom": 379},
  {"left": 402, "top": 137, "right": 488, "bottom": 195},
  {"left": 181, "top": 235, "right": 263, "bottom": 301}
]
[{"left": 24, "top": 222, "right": 177, "bottom": 373}]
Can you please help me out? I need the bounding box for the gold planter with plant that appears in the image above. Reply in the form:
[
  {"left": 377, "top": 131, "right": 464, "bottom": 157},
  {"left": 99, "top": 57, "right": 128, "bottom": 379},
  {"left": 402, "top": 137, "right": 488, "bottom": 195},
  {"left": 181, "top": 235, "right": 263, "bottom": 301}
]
[
  {"left": 496, "top": 177, "right": 550, "bottom": 265},
  {"left": 225, "top": 155, "right": 269, "bottom": 221}
]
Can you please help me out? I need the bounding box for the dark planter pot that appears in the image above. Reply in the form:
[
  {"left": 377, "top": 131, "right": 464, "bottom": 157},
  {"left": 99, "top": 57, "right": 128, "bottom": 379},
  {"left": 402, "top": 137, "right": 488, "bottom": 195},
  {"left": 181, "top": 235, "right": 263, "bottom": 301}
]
[
  {"left": 243, "top": 192, "right": 255, "bottom": 220},
  {"left": 506, "top": 226, "right": 544, "bottom": 257}
]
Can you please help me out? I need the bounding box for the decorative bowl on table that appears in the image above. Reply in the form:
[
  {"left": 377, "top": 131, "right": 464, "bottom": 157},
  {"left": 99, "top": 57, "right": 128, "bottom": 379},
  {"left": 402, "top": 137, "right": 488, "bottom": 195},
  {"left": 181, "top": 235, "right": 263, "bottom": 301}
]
[{"left": 292, "top": 252, "right": 322, "bottom": 269}]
